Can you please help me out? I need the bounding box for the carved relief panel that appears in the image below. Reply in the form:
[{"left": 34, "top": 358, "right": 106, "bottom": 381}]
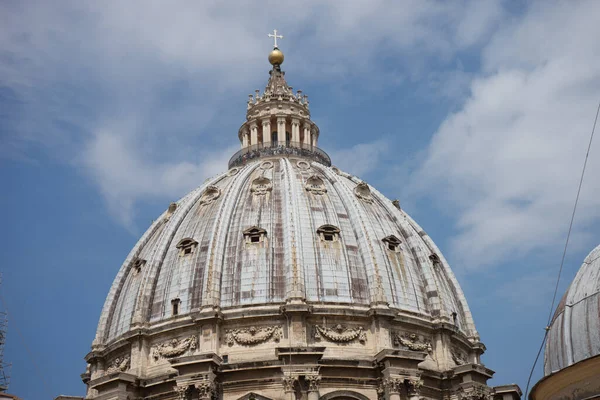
[
  {"left": 225, "top": 325, "right": 283, "bottom": 346},
  {"left": 314, "top": 324, "right": 366, "bottom": 344},
  {"left": 151, "top": 335, "right": 197, "bottom": 362}
]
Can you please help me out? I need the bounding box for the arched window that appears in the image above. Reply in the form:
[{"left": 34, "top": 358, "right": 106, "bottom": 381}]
[
  {"left": 176, "top": 238, "right": 198, "bottom": 256},
  {"left": 285, "top": 131, "right": 291, "bottom": 145},
  {"left": 271, "top": 131, "right": 278, "bottom": 145},
  {"left": 317, "top": 225, "right": 340, "bottom": 242},
  {"left": 382, "top": 235, "right": 402, "bottom": 252}
]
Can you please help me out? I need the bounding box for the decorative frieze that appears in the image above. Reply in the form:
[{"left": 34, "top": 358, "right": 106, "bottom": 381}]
[
  {"left": 393, "top": 332, "right": 432, "bottom": 352},
  {"left": 456, "top": 384, "right": 490, "bottom": 400},
  {"left": 151, "top": 335, "right": 197, "bottom": 361},
  {"left": 225, "top": 325, "right": 282, "bottom": 346},
  {"left": 106, "top": 355, "right": 130, "bottom": 374},
  {"left": 314, "top": 324, "right": 366, "bottom": 344}
]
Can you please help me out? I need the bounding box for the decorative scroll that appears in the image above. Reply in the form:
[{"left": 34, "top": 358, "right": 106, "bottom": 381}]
[
  {"left": 199, "top": 186, "right": 221, "bottom": 206},
  {"left": 225, "top": 326, "right": 282, "bottom": 346},
  {"left": 106, "top": 356, "right": 130, "bottom": 374},
  {"left": 354, "top": 182, "right": 374, "bottom": 203},
  {"left": 314, "top": 324, "right": 366, "bottom": 344},
  {"left": 393, "top": 332, "right": 432, "bottom": 352},
  {"left": 152, "top": 335, "right": 197, "bottom": 360}
]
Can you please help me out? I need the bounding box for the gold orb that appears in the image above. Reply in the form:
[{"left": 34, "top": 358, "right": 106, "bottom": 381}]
[{"left": 268, "top": 48, "right": 284, "bottom": 65}]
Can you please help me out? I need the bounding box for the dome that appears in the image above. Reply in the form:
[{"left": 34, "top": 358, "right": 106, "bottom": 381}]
[
  {"left": 94, "top": 158, "right": 476, "bottom": 344},
  {"left": 544, "top": 243, "right": 600, "bottom": 375},
  {"left": 83, "top": 39, "right": 522, "bottom": 400}
]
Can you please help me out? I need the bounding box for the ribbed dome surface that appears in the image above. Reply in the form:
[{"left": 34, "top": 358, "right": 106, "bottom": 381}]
[
  {"left": 95, "top": 157, "right": 476, "bottom": 344},
  {"left": 544, "top": 243, "right": 600, "bottom": 375}
]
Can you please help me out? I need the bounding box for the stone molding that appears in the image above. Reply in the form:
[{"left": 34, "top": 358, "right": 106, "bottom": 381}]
[
  {"left": 314, "top": 324, "right": 366, "bottom": 344},
  {"left": 151, "top": 335, "right": 197, "bottom": 361},
  {"left": 225, "top": 325, "right": 282, "bottom": 346}
]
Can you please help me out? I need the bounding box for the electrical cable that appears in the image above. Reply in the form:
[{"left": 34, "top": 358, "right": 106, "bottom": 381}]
[{"left": 524, "top": 98, "right": 600, "bottom": 399}]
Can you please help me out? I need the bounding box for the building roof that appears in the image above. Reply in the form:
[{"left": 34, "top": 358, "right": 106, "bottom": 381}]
[{"left": 544, "top": 243, "right": 600, "bottom": 375}]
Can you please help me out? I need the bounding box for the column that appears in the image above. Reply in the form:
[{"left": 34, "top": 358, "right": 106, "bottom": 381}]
[
  {"left": 250, "top": 121, "right": 258, "bottom": 146},
  {"left": 303, "top": 123, "right": 311, "bottom": 147},
  {"left": 291, "top": 118, "right": 300, "bottom": 145},
  {"left": 311, "top": 128, "right": 317, "bottom": 147},
  {"left": 306, "top": 375, "right": 321, "bottom": 400},
  {"left": 241, "top": 127, "right": 249, "bottom": 148},
  {"left": 277, "top": 116, "right": 286, "bottom": 144},
  {"left": 262, "top": 119, "right": 271, "bottom": 145}
]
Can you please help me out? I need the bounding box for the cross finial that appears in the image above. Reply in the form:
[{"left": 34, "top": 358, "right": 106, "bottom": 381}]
[{"left": 268, "top": 29, "right": 283, "bottom": 48}]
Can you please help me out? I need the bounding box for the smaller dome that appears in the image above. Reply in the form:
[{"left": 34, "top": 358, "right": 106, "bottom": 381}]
[
  {"left": 268, "top": 48, "right": 284, "bottom": 65},
  {"left": 544, "top": 243, "right": 600, "bottom": 375}
]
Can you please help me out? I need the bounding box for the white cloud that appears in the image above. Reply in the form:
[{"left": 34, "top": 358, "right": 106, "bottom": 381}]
[
  {"left": 0, "top": 0, "right": 512, "bottom": 226},
  {"left": 411, "top": 0, "right": 600, "bottom": 268}
]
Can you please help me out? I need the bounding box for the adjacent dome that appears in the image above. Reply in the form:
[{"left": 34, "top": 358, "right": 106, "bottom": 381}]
[
  {"left": 544, "top": 243, "right": 600, "bottom": 375},
  {"left": 95, "top": 158, "right": 476, "bottom": 344}
]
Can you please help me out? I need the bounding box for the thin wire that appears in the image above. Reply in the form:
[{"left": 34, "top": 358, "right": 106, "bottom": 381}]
[
  {"left": 524, "top": 98, "right": 600, "bottom": 399},
  {"left": 0, "top": 293, "right": 53, "bottom": 394}
]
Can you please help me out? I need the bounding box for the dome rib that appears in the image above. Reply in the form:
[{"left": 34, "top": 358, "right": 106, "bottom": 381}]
[{"left": 95, "top": 159, "right": 479, "bottom": 344}]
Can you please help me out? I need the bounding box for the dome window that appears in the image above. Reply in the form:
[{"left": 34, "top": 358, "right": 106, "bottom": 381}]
[
  {"left": 171, "top": 298, "right": 180, "bottom": 316},
  {"left": 429, "top": 253, "right": 441, "bottom": 266},
  {"left": 317, "top": 225, "right": 340, "bottom": 242},
  {"left": 305, "top": 175, "right": 327, "bottom": 195},
  {"left": 199, "top": 185, "right": 221, "bottom": 206},
  {"left": 244, "top": 226, "right": 267, "bottom": 244},
  {"left": 251, "top": 177, "right": 273, "bottom": 196},
  {"left": 176, "top": 238, "right": 198, "bottom": 257},
  {"left": 131, "top": 258, "right": 146, "bottom": 275},
  {"left": 382, "top": 235, "right": 402, "bottom": 252}
]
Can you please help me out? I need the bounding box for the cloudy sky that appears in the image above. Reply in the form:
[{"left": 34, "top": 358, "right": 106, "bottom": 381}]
[{"left": 1, "top": 0, "right": 599, "bottom": 398}]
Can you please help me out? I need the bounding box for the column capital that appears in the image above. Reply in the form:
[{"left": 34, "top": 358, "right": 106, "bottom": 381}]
[
  {"left": 194, "top": 379, "right": 216, "bottom": 399},
  {"left": 382, "top": 377, "right": 404, "bottom": 394},
  {"left": 306, "top": 374, "right": 321, "bottom": 393},
  {"left": 291, "top": 118, "right": 301, "bottom": 126},
  {"left": 261, "top": 118, "right": 271, "bottom": 126},
  {"left": 406, "top": 377, "right": 423, "bottom": 396},
  {"left": 249, "top": 120, "right": 258, "bottom": 128},
  {"left": 277, "top": 116, "right": 287, "bottom": 124},
  {"left": 283, "top": 374, "right": 299, "bottom": 393}
]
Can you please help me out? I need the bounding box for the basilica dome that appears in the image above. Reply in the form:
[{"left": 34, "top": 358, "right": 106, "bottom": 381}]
[{"left": 83, "top": 40, "right": 521, "bottom": 400}]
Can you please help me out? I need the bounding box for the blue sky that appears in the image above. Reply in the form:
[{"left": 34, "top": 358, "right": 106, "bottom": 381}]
[{"left": 1, "top": 0, "right": 600, "bottom": 398}]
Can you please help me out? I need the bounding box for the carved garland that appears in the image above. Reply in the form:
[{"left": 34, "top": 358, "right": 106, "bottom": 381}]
[
  {"left": 152, "top": 335, "right": 197, "bottom": 361},
  {"left": 314, "top": 324, "right": 366, "bottom": 344},
  {"left": 393, "top": 332, "right": 432, "bottom": 352},
  {"left": 225, "top": 326, "right": 282, "bottom": 346},
  {"left": 106, "top": 356, "right": 130, "bottom": 374}
]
